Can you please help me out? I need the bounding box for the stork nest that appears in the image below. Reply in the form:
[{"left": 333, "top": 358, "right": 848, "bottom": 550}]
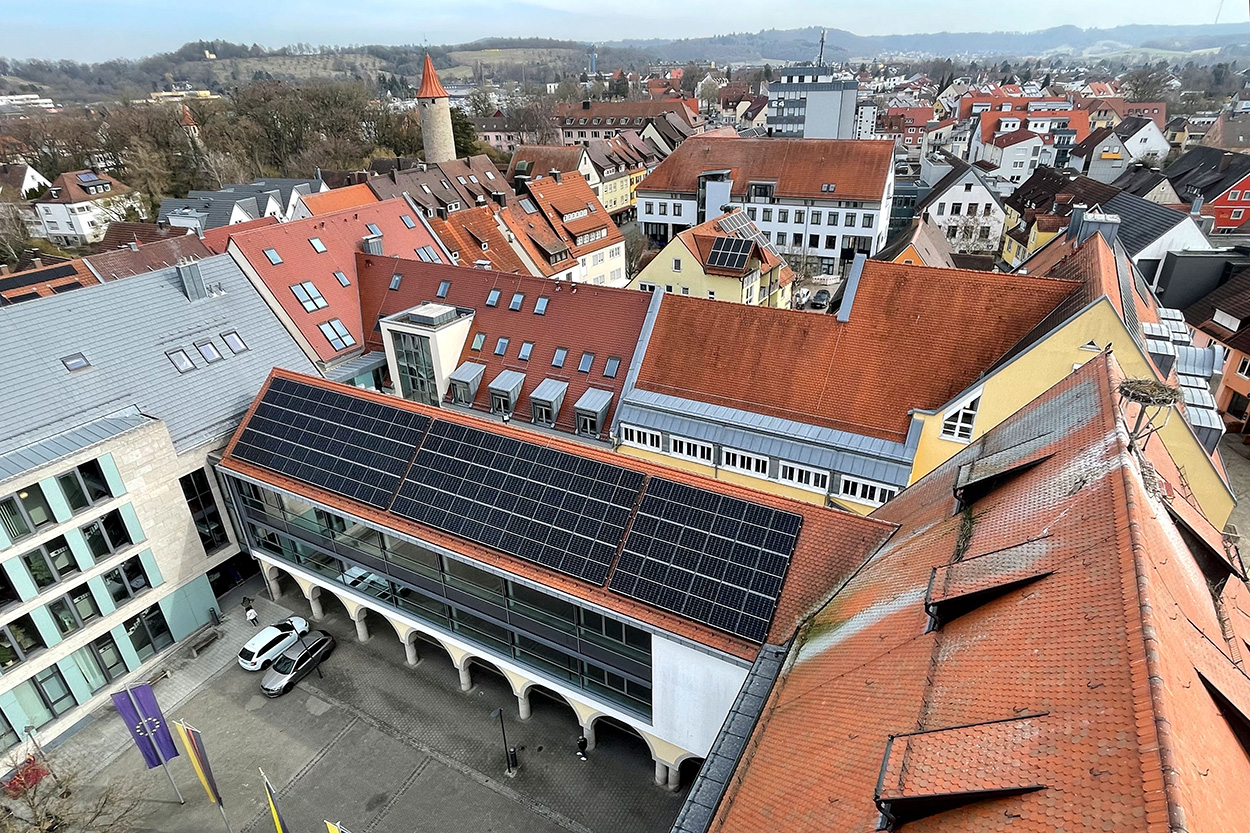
[{"left": 1118, "top": 378, "right": 1181, "bottom": 407}]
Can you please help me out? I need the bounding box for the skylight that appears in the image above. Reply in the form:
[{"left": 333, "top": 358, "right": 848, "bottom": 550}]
[
  {"left": 334, "top": 270, "right": 351, "bottom": 287},
  {"left": 578, "top": 352, "right": 594, "bottom": 373},
  {"left": 318, "top": 319, "right": 356, "bottom": 350},
  {"left": 389, "top": 274, "right": 403, "bottom": 291},
  {"left": 309, "top": 237, "right": 327, "bottom": 253},
  {"left": 197, "top": 341, "right": 224, "bottom": 364},
  {"left": 291, "top": 281, "right": 327, "bottom": 311},
  {"left": 518, "top": 341, "right": 534, "bottom": 361},
  {"left": 486, "top": 289, "right": 501, "bottom": 307},
  {"left": 263, "top": 248, "right": 283, "bottom": 265},
  {"left": 494, "top": 337, "right": 510, "bottom": 356},
  {"left": 167, "top": 350, "right": 195, "bottom": 373},
  {"left": 534, "top": 297, "right": 549, "bottom": 315},
  {"left": 401, "top": 214, "right": 416, "bottom": 229},
  {"left": 553, "top": 347, "right": 568, "bottom": 368},
  {"left": 509, "top": 292, "right": 524, "bottom": 311},
  {"left": 472, "top": 332, "right": 486, "bottom": 351},
  {"left": 604, "top": 357, "right": 621, "bottom": 378},
  {"left": 60, "top": 353, "right": 90, "bottom": 372},
  {"left": 416, "top": 246, "right": 443, "bottom": 263},
  {"left": 222, "top": 331, "right": 248, "bottom": 354},
  {"left": 366, "top": 223, "right": 382, "bottom": 235},
  {"left": 520, "top": 198, "right": 538, "bottom": 214},
  {"left": 437, "top": 280, "right": 451, "bottom": 298}
]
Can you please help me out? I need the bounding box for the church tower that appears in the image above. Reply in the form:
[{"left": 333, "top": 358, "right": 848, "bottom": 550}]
[{"left": 417, "top": 54, "right": 455, "bottom": 164}]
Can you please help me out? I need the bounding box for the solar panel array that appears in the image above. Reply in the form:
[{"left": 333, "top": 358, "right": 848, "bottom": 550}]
[
  {"left": 705, "top": 236, "right": 755, "bottom": 272},
  {"left": 392, "top": 420, "right": 646, "bottom": 584},
  {"left": 717, "top": 212, "right": 784, "bottom": 260},
  {"left": 231, "top": 376, "right": 430, "bottom": 509},
  {"left": 76, "top": 172, "right": 100, "bottom": 183},
  {"left": 610, "top": 478, "right": 802, "bottom": 642}
]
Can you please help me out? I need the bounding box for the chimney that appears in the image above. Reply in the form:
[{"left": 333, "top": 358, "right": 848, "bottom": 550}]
[
  {"left": 1078, "top": 211, "right": 1121, "bottom": 249},
  {"left": 32, "top": 256, "right": 42, "bottom": 268},
  {"left": 176, "top": 259, "right": 207, "bottom": 301},
  {"left": 1221, "top": 152, "right": 1234, "bottom": 172},
  {"left": 492, "top": 190, "right": 507, "bottom": 207},
  {"left": 475, "top": 194, "right": 486, "bottom": 205},
  {"left": 0, "top": 264, "right": 8, "bottom": 276},
  {"left": 550, "top": 169, "right": 563, "bottom": 184},
  {"left": 362, "top": 234, "right": 384, "bottom": 256},
  {"left": 1066, "top": 203, "right": 1088, "bottom": 241}
]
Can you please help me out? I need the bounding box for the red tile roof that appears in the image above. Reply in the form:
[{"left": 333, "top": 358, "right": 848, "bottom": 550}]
[
  {"left": 0, "top": 258, "right": 97, "bottom": 304},
  {"left": 94, "top": 221, "right": 192, "bottom": 252},
  {"left": 36, "top": 170, "right": 131, "bottom": 204},
  {"left": 220, "top": 369, "right": 897, "bottom": 659},
  {"left": 708, "top": 352, "right": 1250, "bottom": 832},
  {"left": 298, "top": 183, "right": 379, "bottom": 216},
  {"left": 635, "top": 263, "right": 1081, "bottom": 442},
  {"left": 675, "top": 210, "right": 784, "bottom": 278},
  {"left": 426, "top": 206, "right": 529, "bottom": 274},
  {"left": 640, "top": 137, "right": 894, "bottom": 203},
  {"left": 500, "top": 173, "right": 623, "bottom": 278},
  {"left": 416, "top": 53, "right": 449, "bottom": 99},
  {"left": 225, "top": 198, "right": 440, "bottom": 363},
  {"left": 356, "top": 253, "right": 649, "bottom": 432}
]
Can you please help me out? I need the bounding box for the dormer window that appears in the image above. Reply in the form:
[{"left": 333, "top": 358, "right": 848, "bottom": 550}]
[{"left": 1213, "top": 309, "right": 1241, "bottom": 332}]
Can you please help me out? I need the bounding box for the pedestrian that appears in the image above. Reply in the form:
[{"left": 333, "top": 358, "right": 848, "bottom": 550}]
[
  {"left": 576, "top": 734, "right": 588, "bottom": 761},
  {"left": 245, "top": 604, "right": 259, "bottom": 627}
]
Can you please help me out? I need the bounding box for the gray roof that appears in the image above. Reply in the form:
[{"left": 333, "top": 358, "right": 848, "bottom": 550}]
[
  {"left": 0, "top": 253, "right": 317, "bottom": 471},
  {"left": 1174, "top": 343, "right": 1221, "bottom": 378},
  {"left": 0, "top": 407, "right": 151, "bottom": 485},
  {"left": 488, "top": 369, "right": 525, "bottom": 399},
  {"left": 573, "top": 387, "right": 614, "bottom": 416},
  {"left": 1100, "top": 191, "right": 1186, "bottom": 258},
  {"left": 450, "top": 362, "right": 485, "bottom": 384},
  {"left": 158, "top": 195, "right": 258, "bottom": 229},
  {"left": 326, "top": 351, "right": 388, "bottom": 383},
  {"left": 530, "top": 377, "right": 569, "bottom": 406}
]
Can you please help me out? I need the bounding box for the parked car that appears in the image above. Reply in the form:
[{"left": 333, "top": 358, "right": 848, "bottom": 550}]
[
  {"left": 810, "top": 289, "right": 831, "bottom": 310},
  {"left": 260, "top": 630, "right": 336, "bottom": 696},
  {"left": 237, "top": 616, "right": 310, "bottom": 671},
  {"left": 793, "top": 287, "right": 811, "bottom": 308}
]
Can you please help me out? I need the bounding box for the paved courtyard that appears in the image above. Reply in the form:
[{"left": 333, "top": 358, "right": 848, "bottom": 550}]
[{"left": 67, "top": 584, "right": 688, "bottom": 833}]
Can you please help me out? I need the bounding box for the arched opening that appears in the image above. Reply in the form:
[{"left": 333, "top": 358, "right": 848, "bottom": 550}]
[
  {"left": 464, "top": 655, "right": 514, "bottom": 698},
  {"left": 525, "top": 684, "right": 580, "bottom": 724},
  {"left": 591, "top": 715, "right": 655, "bottom": 761},
  {"left": 311, "top": 587, "right": 350, "bottom": 621},
  {"left": 678, "top": 756, "right": 705, "bottom": 788}
]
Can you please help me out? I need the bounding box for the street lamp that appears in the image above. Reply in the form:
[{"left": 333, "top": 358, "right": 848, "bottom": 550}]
[{"left": 489, "top": 708, "right": 517, "bottom": 775}]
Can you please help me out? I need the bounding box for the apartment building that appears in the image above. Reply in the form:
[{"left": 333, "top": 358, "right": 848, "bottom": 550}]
[
  {"left": 554, "top": 100, "right": 703, "bottom": 146},
  {"left": 767, "top": 71, "right": 857, "bottom": 138},
  {"left": 34, "top": 171, "right": 145, "bottom": 248}
]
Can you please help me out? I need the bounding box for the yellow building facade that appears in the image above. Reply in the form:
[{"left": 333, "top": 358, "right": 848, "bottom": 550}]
[{"left": 635, "top": 235, "right": 792, "bottom": 308}]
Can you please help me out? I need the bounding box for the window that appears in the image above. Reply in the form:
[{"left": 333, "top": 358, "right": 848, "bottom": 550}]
[
  {"left": 0, "top": 614, "right": 46, "bottom": 669},
  {"left": 401, "top": 214, "right": 416, "bottom": 229},
  {"left": 291, "top": 281, "right": 327, "bottom": 311},
  {"left": 57, "top": 459, "right": 112, "bottom": 511},
  {"left": 620, "top": 425, "right": 661, "bottom": 450},
  {"left": 415, "top": 246, "right": 443, "bottom": 263},
  {"left": 747, "top": 207, "right": 757, "bottom": 220},
  {"left": 779, "top": 462, "right": 830, "bottom": 493},
  {"left": 532, "top": 402, "right": 553, "bottom": 425},
  {"left": 1234, "top": 209, "right": 1245, "bottom": 221},
  {"left": 534, "top": 297, "right": 549, "bottom": 315},
  {"left": 437, "top": 280, "right": 451, "bottom": 298},
  {"left": 941, "top": 394, "right": 981, "bottom": 441},
  {"left": 839, "top": 475, "right": 897, "bottom": 507},
  {"left": 552, "top": 347, "right": 568, "bottom": 368},
  {"left": 577, "top": 352, "right": 594, "bottom": 373},
  {"left": 389, "top": 274, "right": 403, "bottom": 291},
  {"left": 490, "top": 392, "right": 512, "bottom": 415},
  {"left": 825, "top": 235, "right": 837, "bottom": 249},
  {"left": 603, "top": 356, "right": 620, "bottom": 378},
  {"left": 471, "top": 333, "right": 486, "bottom": 351},
  {"left": 762, "top": 208, "right": 772, "bottom": 222},
  {"left": 645, "top": 201, "right": 654, "bottom": 214},
  {"left": 845, "top": 213, "right": 856, "bottom": 226},
  {"left": 494, "top": 337, "right": 510, "bottom": 356},
  {"left": 792, "top": 233, "right": 802, "bottom": 246},
  {"left": 1233, "top": 191, "right": 1242, "bottom": 201},
  {"left": 32, "top": 666, "right": 76, "bottom": 718},
  {"left": 518, "top": 341, "right": 534, "bottom": 361},
  {"left": 509, "top": 292, "right": 524, "bottom": 311},
  {"left": 1, "top": 484, "right": 55, "bottom": 542},
  {"left": 125, "top": 605, "right": 173, "bottom": 662},
  {"left": 707, "top": 290, "right": 716, "bottom": 300},
  {"left": 486, "top": 289, "right": 501, "bottom": 307},
  {"left": 777, "top": 209, "right": 789, "bottom": 223},
  {"left": 576, "top": 412, "right": 598, "bottom": 437},
  {"left": 659, "top": 203, "right": 667, "bottom": 215},
  {"left": 809, "top": 234, "right": 819, "bottom": 248},
  {"left": 795, "top": 210, "right": 805, "bottom": 224},
  {"left": 181, "top": 469, "right": 227, "bottom": 553},
  {"left": 0, "top": 711, "right": 18, "bottom": 752},
  {"left": 1238, "top": 357, "right": 1250, "bottom": 378},
  {"left": 672, "top": 258, "right": 682, "bottom": 272},
  {"left": 61, "top": 353, "right": 90, "bottom": 372},
  {"left": 196, "top": 341, "right": 223, "bottom": 364},
  {"left": 334, "top": 270, "right": 351, "bottom": 287},
  {"left": 103, "top": 556, "right": 150, "bottom": 604},
  {"left": 827, "top": 212, "right": 838, "bottom": 225},
  {"left": 81, "top": 509, "right": 133, "bottom": 560},
  {"left": 722, "top": 448, "right": 768, "bottom": 477},
  {"left": 366, "top": 223, "right": 382, "bottom": 235},
  {"left": 217, "top": 330, "right": 248, "bottom": 355},
  {"left": 812, "top": 211, "right": 822, "bottom": 224},
  {"left": 672, "top": 203, "right": 682, "bottom": 217},
  {"left": 21, "top": 536, "right": 79, "bottom": 589},
  {"left": 262, "top": 248, "right": 282, "bottom": 265},
  {"left": 167, "top": 349, "right": 195, "bottom": 373},
  {"left": 309, "top": 237, "right": 327, "bottom": 253},
  {"left": 670, "top": 436, "right": 714, "bottom": 463},
  {"left": 318, "top": 319, "right": 356, "bottom": 350}
]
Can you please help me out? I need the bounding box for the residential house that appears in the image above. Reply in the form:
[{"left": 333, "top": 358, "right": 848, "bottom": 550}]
[
  {"left": 977, "top": 129, "right": 1056, "bottom": 189},
  {"left": 636, "top": 137, "right": 895, "bottom": 279},
  {"left": 681, "top": 353, "right": 1250, "bottom": 833},
  {"left": 1080, "top": 96, "right": 1168, "bottom": 129},
  {"left": 554, "top": 100, "right": 703, "bottom": 146},
  {"left": 367, "top": 156, "right": 511, "bottom": 220},
  {"left": 507, "top": 146, "right": 598, "bottom": 194},
  {"left": 1111, "top": 163, "right": 1181, "bottom": 205},
  {"left": 873, "top": 218, "right": 959, "bottom": 268},
  {"left": 473, "top": 115, "right": 537, "bottom": 154},
  {"left": 634, "top": 210, "right": 792, "bottom": 307},
  {"left": 914, "top": 158, "right": 1006, "bottom": 255},
  {"left": 158, "top": 194, "right": 269, "bottom": 234},
  {"left": 999, "top": 167, "right": 1118, "bottom": 267},
  {"left": 0, "top": 254, "right": 316, "bottom": 761},
  {"left": 218, "top": 368, "right": 895, "bottom": 789},
  {"left": 1183, "top": 270, "right": 1250, "bottom": 430},
  {"left": 425, "top": 206, "right": 529, "bottom": 274},
  {"left": 81, "top": 235, "right": 213, "bottom": 283},
  {"left": 967, "top": 109, "right": 1089, "bottom": 169},
  {"left": 1096, "top": 193, "right": 1213, "bottom": 287},
  {"left": 1069, "top": 117, "right": 1171, "bottom": 183},
  {"left": 1161, "top": 146, "right": 1250, "bottom": 233},
  {"left": 0, "top": 163, "right": 49, "bottom": 240},
  {"left": 0, "top": 259, "right": 98, "bottom": 305},
  {"left": 94, "top": 221, "right": 192, "bottom": 252},
  {"left": 289, "top": 183, "right": 379, "bottom": 220},
  {"left": 34, "top": 171, "right": 144, "bottom": 248}
]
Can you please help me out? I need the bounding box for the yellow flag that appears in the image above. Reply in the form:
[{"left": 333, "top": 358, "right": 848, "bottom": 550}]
[
  {"left": 261, "top": 771, "right": 290, "bottom": 833},
  {"left": 325, "top": 823, "right": 352, "bottom": 833}
]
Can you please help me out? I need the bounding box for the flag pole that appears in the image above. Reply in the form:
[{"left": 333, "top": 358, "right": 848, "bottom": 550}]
[
  {"left": 124, "top": 686, "right": 184, "bottom": 804},
  {"left": 216, "top": 801, "right": 234, "bottom": 833}
]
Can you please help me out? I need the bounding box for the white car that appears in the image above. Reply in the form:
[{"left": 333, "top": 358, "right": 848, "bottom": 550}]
[{"left": 237, "top": 616, "right": 311, "bottom": 671}]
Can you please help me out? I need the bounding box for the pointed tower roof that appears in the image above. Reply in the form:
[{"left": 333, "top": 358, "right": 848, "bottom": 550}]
[
  {"left": 417, "top": 54, "right": 449, "bottom": 99},
  {"left": 180, "top": 104, "right": 198, "bottom": 127}
]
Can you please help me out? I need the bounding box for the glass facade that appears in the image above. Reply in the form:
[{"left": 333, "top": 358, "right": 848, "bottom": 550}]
[
  {"left": 393, "top": 331, "right": 440, "bottom": 407},
  {"left": 180, "top": 469, "right": 228, "bottom": 553},
  {"left": 234, "top": 479, "right": 654, "bottom": 716}
]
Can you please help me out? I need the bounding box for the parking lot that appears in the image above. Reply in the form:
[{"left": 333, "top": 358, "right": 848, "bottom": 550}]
[{"left": 82, "top": 587, "right": 689, "bottom": 833}]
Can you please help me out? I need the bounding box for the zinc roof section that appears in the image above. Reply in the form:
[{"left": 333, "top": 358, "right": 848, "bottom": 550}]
[
  {"left": 634, "top": 264, "right": 1081, "bottom": 443},
  {"left": 227, "top": 198, "right": 441, "bottom": 363},
  {"left": 705, "top": 353, "right": 1250, "bottom": 833},
  {"left": 0, "top": 254, "right": 316, "bottom": 458},
  {"left": 0, "top": 407, "right": 151, "bottom": 485}
]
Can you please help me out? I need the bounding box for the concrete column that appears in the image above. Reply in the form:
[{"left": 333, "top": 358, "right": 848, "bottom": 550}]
[
  {"left": 581, "top": 722, "right": 596, "bottom": 751},
  {"left": 666, "top": 764, "right": 681, "bottom": 792},
  {"left": 308, "top": 590, "right": 324, "bottom": 621},
  {"left": 458, "top": 663, "right": 473, "bottom": 692},
  {"left": 354, "top": 614, "right": 370, "bottom": 643},
  {"left": 263, "top": 569, "right": 282, "bottom": 601},
  {"left": 517, "top": 692, "right": 531, "bottom": 720},
  {"left": 404, "top": 638, "right": 420, "bottom": 667},
  {"left": 654, "top": 759, "right": 668, "bottom": 787}
]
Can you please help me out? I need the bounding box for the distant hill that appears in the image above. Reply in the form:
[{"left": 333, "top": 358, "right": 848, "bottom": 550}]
[{"left": 609, "top": 23, "right": 1250, "bottom": 63}]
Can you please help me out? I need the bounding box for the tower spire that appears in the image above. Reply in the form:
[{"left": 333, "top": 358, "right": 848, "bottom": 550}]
[
  {"left": 417, "top": 53, "right": 449, "bottom": 100},
  {"left": 416, "top": 53, "right": 456, "bottom": 164}
]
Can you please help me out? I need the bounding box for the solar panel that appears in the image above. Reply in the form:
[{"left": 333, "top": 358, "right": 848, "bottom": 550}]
[
  {"left": 610, "top": 478, "right": 801, "bottom": 642},
  {"left": 717, "top": 212, "right": 784, "bottom": 260},
  {"left": 392, "top": 420, "right": 646, "bottom": 584},
  {"left": 76, "top": 172, "right": 100, "bottom": 183},
  {"left": 231, "top": 376, "right": 431, "bottom": 509},
  {"left": 706, "top": 236, "right": 754, "bottom": 272}
]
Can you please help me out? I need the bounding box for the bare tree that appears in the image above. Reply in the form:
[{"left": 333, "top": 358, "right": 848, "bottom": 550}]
[
  {"left": 0, "top": 194, "right": 31, "bottom": 268},
  {"left": 697, "top": 79, "right": 721, "bottom": 115},
  {"left": 0, "top": 755, "right": 143, "bottom": 833},
  {"left": 622, "top": 224, "right": 649, "bottom": 278}
]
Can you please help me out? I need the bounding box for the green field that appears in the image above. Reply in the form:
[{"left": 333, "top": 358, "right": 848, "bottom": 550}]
[{"left": 203, "top": 52, "right": 390, "bottom": 83}]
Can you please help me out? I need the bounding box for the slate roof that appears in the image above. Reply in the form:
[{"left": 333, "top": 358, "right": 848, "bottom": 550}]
[
  {"left": 633, "top": 263, "right": 1081, "bottom": 443},
  {"left": 367, "top": 155, "right": 511, "bottom": 214},
  {"left": 220, "top": 369, "right": 897, "bottom": 659},
  {"left": 702, "top": 353, "right": 1250, "bottom": 833},
  {"left": 83, "top": 235, "right": 213, "bottom": 281},
  {"left": 1111, "top": 165, "right": 1168, "bottom": 197},
  {"left": 1183, "top": 266, "right": 1250, "bottom": 352},
  {"left": 639, "top": 137, "right": 895, "bottom": 203},
  {"left": 555, "top": 99, "right": 702, "bottom": 131},
  {"left": 1164, "top": 146, "right": 1250, "bottom": 203},
  {"left": 0, "top": 253, "right": 316, "bottom": 461},
  {"left": 1099, "top": 191, "right": 1187, "bottom": 258},
  {"left": 1004, "top": 166, "right": 1120, "bottom": 218},
  {"left": 357, "top": 253, "right": 651, "bottom": 433},
  {"left": 158, "top": 195, "right": 258, "bottom": 230}
]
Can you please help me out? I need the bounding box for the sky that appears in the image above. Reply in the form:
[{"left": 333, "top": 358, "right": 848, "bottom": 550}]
[{"left": 1, "top": 0, "right": 1245, "bottom": 63}]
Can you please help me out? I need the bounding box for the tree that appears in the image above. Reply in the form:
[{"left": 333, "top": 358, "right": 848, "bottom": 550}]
[
  {"left": 1123, "top": 63, "right": 1172, "bottom": 103},
  {"left": 465, "top": 86, "right": 494, "bottom": 117},
  {"left": 0, "top": 194, "right": 30, "bottom": 268},
  {"left": 450, "top": 106, "right": 480, "bottom": 160},
  {"left": 697, "top": 79, "right": 721, "bottom": 114},
  {"left": 608, "top": 75, "right": 630, "bottom": 99},
  {"left": 679, "top": 63, "right": 702, "bottom": 96},
  {"left": 622, "top": 224, "right": 649, "bottom": 278},
  {"left": 0, "top": 755, "right": 142, "bottom": 832}
]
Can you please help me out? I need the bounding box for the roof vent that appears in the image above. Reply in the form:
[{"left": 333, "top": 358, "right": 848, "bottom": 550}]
[{"left": 473, "top": 259, "right": 492, "bottom": 269}]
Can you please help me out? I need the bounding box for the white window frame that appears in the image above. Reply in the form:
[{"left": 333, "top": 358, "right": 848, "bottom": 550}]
[
  {"left": 940, "top": 389, "right": 982, "bottom": 442},
  {"left": 839, "top": 475, "right": 898, "bottom": 508},
  {"left": 721, "top": 448, "right": 769, "bottom": 479},
  {"left": 779, "top": 462, "right": 830, "bottom": 494},
  {"left": 620, "top": 424, "right": 661, "bottom": 451},
  {"left": 669, "top": 436, "right": 714, "bottom": 464},
  {"left": 1214, "top": 309, "right": 1241, "bottom": 331},
  {"left": 1238, "top": 356, "right": 1250, "bottom": 379}
]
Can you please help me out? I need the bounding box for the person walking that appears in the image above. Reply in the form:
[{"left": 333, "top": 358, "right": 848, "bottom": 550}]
[
  {"left": 245, "top": 603, "right": 259, "bottom": 627},
  {"left": 576, "top": 734, "right": 588, "bottom": 761}
]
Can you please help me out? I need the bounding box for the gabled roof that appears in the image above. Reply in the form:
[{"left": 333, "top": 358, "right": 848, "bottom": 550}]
[
  {"left": 368, "top": 155, "right": 511, "bottom": 214},
  {"left": 199, "top": 216, "right": 280, "bottom": 254},
  {"left": 1004, "top": 166, "right": 1120, "bottom": 218},
  {"left": 36, "top": 170, "right": 131, "bottom": 205},
  {"left": 675, "top": 210, "right": 784, "bottom": 278},
  {"left": 298, "top": 183, "right": 378, "bottom": 216},
  {"left": 0, "top": 254, "right": 316, "bottom": 458},
  {"left": 499, "top": 173, "right": 623, "bottom": 278},
  {"left": 555, "top": 99, "right": 703, "bottom": 130},
  {"left": 1113, "top": 115, "right": 1154, "bottom": 139},
  {"left": 1069, "top": 125, "right": 1117, "bottom": 159},
  {"left": 220, "top": 369, "right": 896, "bottom": 660},
  {"left": 634, "top": 263, "right": 1081, "bottom": 443},
  {"left": 874, "top": 218, "right": 957, "bottom": 268},
  {"left": 639, "top": 137, "right": 894, "bottom": 202},
  {"left": 83, "top": 235, "right": 213, "bottom": 281},
  {"left": 425, "top": 205, "right": 528, "bottom": 274},
  {"left": 916, "top": 157, "right": 1002, "bottom": 213},
  {"left": 506, "top": 146, "right": 587, "bottom": 186},
  {"left": 0, "top": 162, "right": 41, "bottom": 197},
  {"left": 1112, "top": 164, "right": 1168, "bottom": 197},
  {"left": 0, "top": 259, "right": 97, "bottom": 306},
  {"left": 158, "top": 195, "right": 258, "bottom": 230},
  {"left": 703, "top": 352, "right": 1250, "bottom": 833},
  {"left": 225, "top": 198, "right": 441, "bottom": 363},
  {"left": 1164, "top": 146, "right": 1250, "bottom": 203},
  {"left": 1183, "top": 266, "right": 1250, "bottom": 352},
  {"left": 95, "top": 221, "right": 192, "bottom": 251},
  {"left": 357, "top": 254, "right": 651, "bottom": 432},
  {"left": 1100, "top": 191, "right": 1187, "bottom": 258}
]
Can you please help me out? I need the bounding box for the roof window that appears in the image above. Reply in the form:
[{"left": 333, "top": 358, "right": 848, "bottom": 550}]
[
  {"left": 222, "top": 331, "right": 248, "bottom": 354},
  {"left": 578, "top": 352, "right": 594, "bottom": 373},
  {"left": 415, "top": 245, "right": 443, "bottom": 263},
  {"left": 60, "top": 353, "right": 90, "bottom": 372},
  {"left": 486, "top": 289, "right": 501, "bottom": 307},
  {"left": 167, "top": 350, "right": 195, "bottom": 373},
  {"left": 553, "top": 347, "right": 568, "bottom": 368},
  {"left": 291, "top": 281, "right": 327, "bottom": 311},
  {"left": 334, "top": 270, "right": 350, "bottom": 287},
  {"left": 518, "top": 341, "right": 534, "bottom": 361},
  {"left": 389, "top": 274, "right": 402, "bottom": 291},
  {"left": 509, "top": 292, "right": 524, "bottom": 311},
  {"left": 494, "top": 337, "right": 510, "bottom": 356},
  {"left": 534, "top": 297, "right": 549, "bottom": 315},
  {"left": 366, "top": 223, "right": 382, "bottom": 235},
  {"left": 263, "top": 248, "right": 283, "bottom": 265},
  {"left": 318, "top": 319, "right": 356, "bottom": 350},
  {"left": 309, "top": 237, "right": 327, "bottom": 253},
  {"left": 401, "top": 214, "right": 416, "bottom": 229},
  {"left": 437, "top": 280, "right": 451, "bottom": 298},
  {"left": 603, "top": 357, "right": 620, "bottom": 378},
  {"left": 471, "top": 333, "right": 486, "bottom": 351},
  {"left": 196, "top": 341, "right": 224, "bottom": 364}
]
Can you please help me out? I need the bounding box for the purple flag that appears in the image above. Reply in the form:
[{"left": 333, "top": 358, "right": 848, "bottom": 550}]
[{"left": 111, "top": 684, "right": 179, "bottom": 770}]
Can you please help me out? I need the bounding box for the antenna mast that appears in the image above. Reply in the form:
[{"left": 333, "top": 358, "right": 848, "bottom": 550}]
[{"left": 817, "top": 29, "right": 826, "bottom": 67}]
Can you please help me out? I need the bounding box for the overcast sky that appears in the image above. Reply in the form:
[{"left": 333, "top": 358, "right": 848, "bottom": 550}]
[{"left": 2, "top": 0, "right": 1244, "bottom": 62}]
